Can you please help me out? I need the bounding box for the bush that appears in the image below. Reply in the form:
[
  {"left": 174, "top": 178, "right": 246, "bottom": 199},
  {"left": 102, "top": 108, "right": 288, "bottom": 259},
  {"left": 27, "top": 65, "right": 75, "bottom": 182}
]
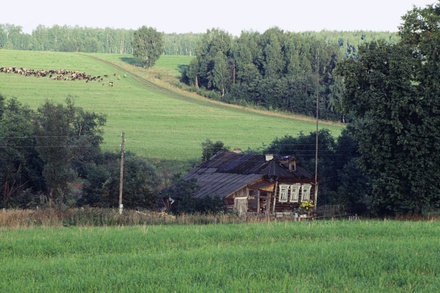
[{"left": 161, "top": 175, "right": 227, "bottom": 215}]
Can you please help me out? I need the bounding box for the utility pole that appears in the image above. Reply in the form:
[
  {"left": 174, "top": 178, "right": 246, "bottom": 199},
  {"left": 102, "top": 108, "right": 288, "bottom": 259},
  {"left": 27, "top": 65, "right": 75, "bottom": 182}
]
[
  {"left": 119, "top": 132, "right": 125, "bottom": 215},
  {"left": 314, "top": 50, "right": 319, "bottom": 213}
]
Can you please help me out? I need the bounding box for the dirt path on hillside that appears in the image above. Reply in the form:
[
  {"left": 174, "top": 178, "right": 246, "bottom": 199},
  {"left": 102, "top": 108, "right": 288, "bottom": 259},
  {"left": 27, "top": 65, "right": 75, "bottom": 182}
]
[
  {"left": 83, "top": 54, "right": 180, "bottom": 96},
  {"left": 83, "top": 54, "right": 343, "bottom": 127},
  {"left": 83, "top": 54, "right": 256, "bottom": 111}
]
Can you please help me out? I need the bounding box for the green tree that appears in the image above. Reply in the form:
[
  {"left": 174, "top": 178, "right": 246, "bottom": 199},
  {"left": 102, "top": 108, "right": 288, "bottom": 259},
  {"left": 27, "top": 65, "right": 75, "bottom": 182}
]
[
  {"left": 231, "top": 31, "right": 262, "bottom": 85},
  {"left": 34, "top": 98, "right": 106, "bottom": 207},
  {"left": 327, "top": 72, "right": 347, "bottom": 122},
  {"left": 262, "top": 126, "right": 368, "bottom": 213},
  {"left": 132, "top": 26, "right": 164, "bottom": 68},
  {"left": 264, "top": 130, "right": 337, "bottom": 206},
  {"left": 185, "top": 58, "right": 200, "bottom": 87},
  {"left": 163, "top": 33, "right": 202, "bottom": 55},
  {"left": 32, "top": 25, "right": 49, "bottom": 51},
  {"left": 189, "top": 29, "right": 233, "bottom": 91},
  {"left": 78, "top": 158, "right": 112, "bottom": 207},
  {"left": 80, "top": 152, "right": 160, "bottom": 209},
  {"left": 260, "top": 27, "right": 286, "bottom": 79},
  {"left": 201, "top": 139, "right": 230, "bottom": 162},
  {"left": 160, "top": 174, "right": 200, "bottom": 214},
  {"left": 1, "top": 24, "right": 28, "bottom": 49},
  {"left": 332, "top": 127, "right": 370, "bottom": 214},
  {"left": 338, "top": 2, "right": 440, "bottom": 215},
  {"left": 0, "top": 98, "right": 44, "bottom": 208},
  {"left": 119, "top": 153, "right": 160, "bottom": 209},
  {"left": 284, "top": 33, "right": 302, "bottom": 78},
  {"left": 162, "top": 174, "right": 227, "bottom": 215},
  {"left": 184, "top": 28, "right": 343, "bottom": 120},
  {"left": 35, "top": 101, "right": 71, "bottom": 206},
  {"left": 212, "top": 51, "right": 229, "bottom": 96}
]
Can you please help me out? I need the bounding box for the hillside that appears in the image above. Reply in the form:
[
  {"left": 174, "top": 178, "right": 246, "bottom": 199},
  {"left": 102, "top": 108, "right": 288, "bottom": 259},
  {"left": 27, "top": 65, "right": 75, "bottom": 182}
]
[{"left": 0, "top": 50, "right": 342, "bottom": 161}]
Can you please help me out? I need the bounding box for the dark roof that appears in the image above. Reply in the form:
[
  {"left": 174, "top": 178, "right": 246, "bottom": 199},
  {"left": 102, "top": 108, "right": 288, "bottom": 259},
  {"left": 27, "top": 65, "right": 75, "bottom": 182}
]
[{"left": 184, "top": 152, "right": 314, "bottom": 199}]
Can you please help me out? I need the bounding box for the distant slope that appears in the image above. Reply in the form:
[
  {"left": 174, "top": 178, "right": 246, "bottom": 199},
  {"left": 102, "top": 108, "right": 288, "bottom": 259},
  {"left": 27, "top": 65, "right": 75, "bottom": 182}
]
[{"left": 0, "top": 50, "right": 342, "bottom": 161}]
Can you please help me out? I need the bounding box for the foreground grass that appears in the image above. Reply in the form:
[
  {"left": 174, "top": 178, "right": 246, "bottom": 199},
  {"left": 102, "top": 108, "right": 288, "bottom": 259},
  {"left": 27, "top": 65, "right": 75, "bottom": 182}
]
[
  {"left": 0, "top": 50, "right": 342, "bottom": 160},
  {"left": 1, "top": 220, "right": 439, "bottom": 292}
]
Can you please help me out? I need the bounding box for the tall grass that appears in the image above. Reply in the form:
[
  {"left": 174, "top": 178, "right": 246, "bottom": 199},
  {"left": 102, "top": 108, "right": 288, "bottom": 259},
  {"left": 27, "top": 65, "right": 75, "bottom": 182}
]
[
  {"left": 0, "top": 220, "right": 438, "bottom": 292},
  {"left": 0, "top": 208, "right": 280, "bottom": 229},
  {"left": 0, "top": 208, "right": 221, "bottom": 228},
  {"left": 0, "top": 50, "right": 342, "bottom": 161}
]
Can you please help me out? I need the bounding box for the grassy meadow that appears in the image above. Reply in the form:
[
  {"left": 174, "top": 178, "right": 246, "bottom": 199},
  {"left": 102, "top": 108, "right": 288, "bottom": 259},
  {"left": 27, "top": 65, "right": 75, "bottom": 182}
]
[
  {"left": 0, "top": 220, "right": 439, "bottom": 292},
  {"left": 0, "top": 49, "right": 342, "bottom": 161}
]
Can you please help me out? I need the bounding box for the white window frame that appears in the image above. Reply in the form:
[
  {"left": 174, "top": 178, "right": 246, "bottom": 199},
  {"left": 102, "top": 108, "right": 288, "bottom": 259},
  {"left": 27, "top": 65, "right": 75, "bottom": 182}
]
[
  {"left": 301, "top": 184, "right": 312, "bottom": 202},
  {"left": 289, "top": 183, "right": 301, "bottom": 202},
  {"left": 234, "top": 196, "right": 248, "bottom": 216},
  {"left": 279, "top": 184, "right": 289, "bottom": 203}
]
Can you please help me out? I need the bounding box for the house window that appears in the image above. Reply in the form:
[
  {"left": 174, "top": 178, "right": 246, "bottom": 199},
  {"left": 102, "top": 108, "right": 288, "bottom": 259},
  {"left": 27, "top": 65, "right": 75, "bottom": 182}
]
[
  {"left": 301, "top": 184, "right": 312, "bottom": 202},
  {"left": 289, "top": 183, "right": 301, "bottom": 202},
  {"left": 279, "top": 184, "right": 289, "bottom": 202},
  {"left": 234, "top": 197, "right": 248, "bottom": 216}
]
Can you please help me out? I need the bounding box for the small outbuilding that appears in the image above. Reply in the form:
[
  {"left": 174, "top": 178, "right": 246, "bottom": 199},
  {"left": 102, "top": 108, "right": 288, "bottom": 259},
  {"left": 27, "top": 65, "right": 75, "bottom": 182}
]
[{"left": 180, "top": 151, "right": 318, "bottom": 216}]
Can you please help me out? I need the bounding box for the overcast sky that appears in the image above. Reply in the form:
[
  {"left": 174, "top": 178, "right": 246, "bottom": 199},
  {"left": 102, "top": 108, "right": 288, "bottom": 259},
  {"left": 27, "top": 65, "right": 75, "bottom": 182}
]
[{"left": 3, "top": 0, "right": 437, "bottom": 35}]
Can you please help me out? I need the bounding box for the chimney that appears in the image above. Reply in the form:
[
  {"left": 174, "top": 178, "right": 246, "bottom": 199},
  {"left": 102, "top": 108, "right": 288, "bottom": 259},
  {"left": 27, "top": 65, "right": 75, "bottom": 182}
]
[{"left": 265, "top": 154, "right": 274, "bottom": 161}]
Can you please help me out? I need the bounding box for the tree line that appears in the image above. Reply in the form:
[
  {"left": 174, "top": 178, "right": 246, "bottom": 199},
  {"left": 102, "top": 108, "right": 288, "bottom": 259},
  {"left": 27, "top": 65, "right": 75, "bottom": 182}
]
[
  {"left": 181, "top": 28, "right": 398, "bottom": 121},
  {"left": 336, "top": 2, "right": 440, "bottom": 216},
  {"left": 0, "top": 24, "right": 201, "bottom": 55},
  {"left": 0, "top": 23, "right": 396, "bottom": 57}
]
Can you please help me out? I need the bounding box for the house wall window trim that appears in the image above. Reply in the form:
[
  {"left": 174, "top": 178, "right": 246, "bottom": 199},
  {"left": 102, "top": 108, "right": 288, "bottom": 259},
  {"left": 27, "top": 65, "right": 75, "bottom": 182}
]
[
  {"left": 289, "top": 183, "right": 301, "bottom": 203},
  {"left": 301, "top": 184, "right": 312, "bottom": 202},
  {"left": 234, "top": 196, "right": 248, "bottom": 216},
  {"left": 279, "top": 184, "right": 289, "bottom": 202}
]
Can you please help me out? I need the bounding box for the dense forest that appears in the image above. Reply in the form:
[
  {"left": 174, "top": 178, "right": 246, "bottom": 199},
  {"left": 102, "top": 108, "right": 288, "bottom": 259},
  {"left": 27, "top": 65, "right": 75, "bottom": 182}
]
[
  {"left": 0, "top": 24, "right": 201, "bottom": 55},
  {"left": 0, "top": 23, "right": 397, "bottom": 57},
  {"left": 182, "top": 28, "right": 399, "bottom": 120}
]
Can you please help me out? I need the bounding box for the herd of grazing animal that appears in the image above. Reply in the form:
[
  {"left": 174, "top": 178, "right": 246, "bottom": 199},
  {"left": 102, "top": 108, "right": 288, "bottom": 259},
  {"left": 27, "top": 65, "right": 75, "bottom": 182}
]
[{"left": 0, "top": 67, "right": 117, "bottom": 86}]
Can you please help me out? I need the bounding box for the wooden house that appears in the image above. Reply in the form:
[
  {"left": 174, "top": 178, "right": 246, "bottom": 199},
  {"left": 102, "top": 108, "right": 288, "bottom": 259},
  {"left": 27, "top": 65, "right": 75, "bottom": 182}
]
[{"left": 181, "top": 151, "right": 318, "bottom": 216}]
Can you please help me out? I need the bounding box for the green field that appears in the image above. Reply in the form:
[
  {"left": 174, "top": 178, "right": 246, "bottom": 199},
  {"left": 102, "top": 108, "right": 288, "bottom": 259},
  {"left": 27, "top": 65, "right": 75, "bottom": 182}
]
[
  {"left": 0, "top": 220, "right": 439, "bottom": 292},
  {"left": 0, "top": 50, "right": 342, "bottom": 161}
]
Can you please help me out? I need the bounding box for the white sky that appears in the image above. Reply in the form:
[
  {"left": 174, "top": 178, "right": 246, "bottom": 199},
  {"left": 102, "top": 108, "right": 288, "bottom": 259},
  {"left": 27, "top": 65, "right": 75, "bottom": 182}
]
[{"left": 3, "top": 0, "right": 437, "bottom": 35}]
